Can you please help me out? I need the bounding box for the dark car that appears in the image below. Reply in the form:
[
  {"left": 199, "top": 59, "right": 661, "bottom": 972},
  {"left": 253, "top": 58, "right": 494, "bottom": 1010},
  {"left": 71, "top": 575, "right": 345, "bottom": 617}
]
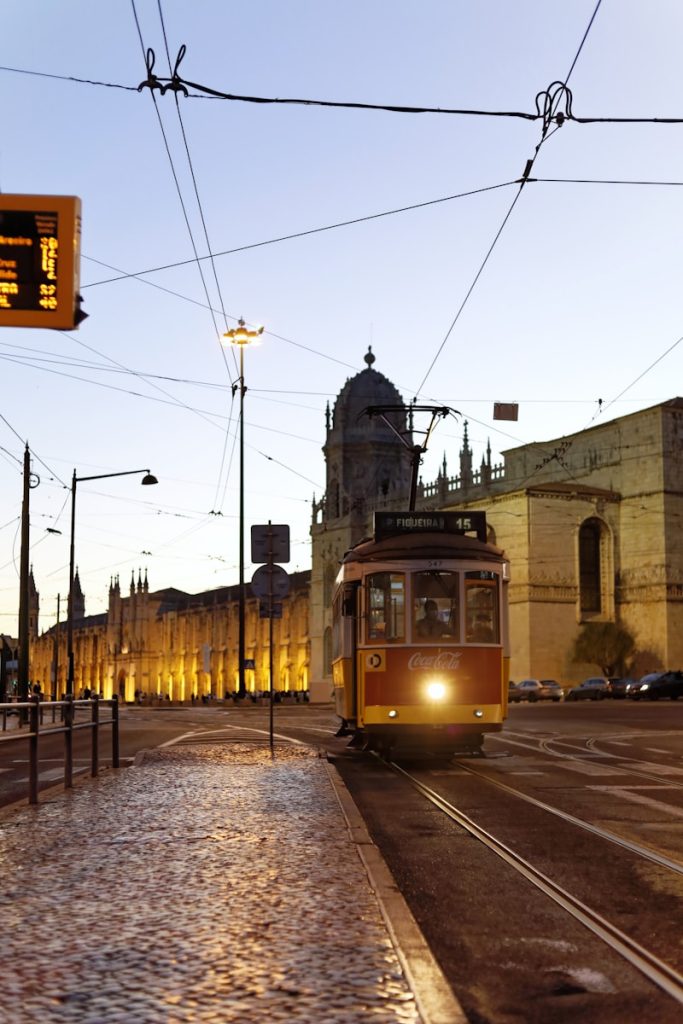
[
  {"left": 607, "top": 677, "right": 632, "bottom": 698},
  {"left": 627, "top": 672, "right": 664, "bottom": 699},
  {"left": 630, "top": 670, "right": 683, "bottom": 700},
  {"left": 565, "top": 677, "right": 610, "bottom": 701},
  {"left": 508, "top": 681, "right": 521, "bottom": 703}
]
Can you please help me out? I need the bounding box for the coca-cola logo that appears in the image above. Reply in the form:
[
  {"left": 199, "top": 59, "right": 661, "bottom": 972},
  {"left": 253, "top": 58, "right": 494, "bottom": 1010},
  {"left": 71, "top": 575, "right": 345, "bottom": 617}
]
[{"left": 408, "top": 651, "right": 462, "bottom": 671}]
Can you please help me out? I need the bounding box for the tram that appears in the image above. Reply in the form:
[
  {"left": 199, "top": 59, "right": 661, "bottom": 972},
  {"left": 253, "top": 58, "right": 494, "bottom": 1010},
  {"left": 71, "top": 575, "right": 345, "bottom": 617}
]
[{"left": 331, "top": 511, "right": 510, "bottom": 756}]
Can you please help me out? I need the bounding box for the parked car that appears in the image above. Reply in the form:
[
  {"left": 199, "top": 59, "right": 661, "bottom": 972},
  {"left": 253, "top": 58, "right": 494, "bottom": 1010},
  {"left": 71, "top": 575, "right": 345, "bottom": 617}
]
[
  {"left": 627, "top": 672, "right": 664, "bottom": 699},
  {"left": 565, "top": 677, "right": 611, "bottom": 701},
  {"left": 607, "top": 677, "right": 632, "bottom": 698},
  {"left": 508, "top": 681, "right": 521, "bottom": 703},
  {"left": 538, "top": 680, "right": 564, "bottom": 702},
  {"left": 514, "top": 679, "right": 563, "bottom": 702},
  {"left": 629, "top": 670, "right": 683, "bottom": 700}
]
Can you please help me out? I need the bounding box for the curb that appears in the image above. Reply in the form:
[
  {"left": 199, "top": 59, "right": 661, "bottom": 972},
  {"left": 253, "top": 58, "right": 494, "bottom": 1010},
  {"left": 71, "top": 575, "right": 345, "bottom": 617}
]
[{"left": 325, "top": 758, "right": 468, "bottom": 1024}]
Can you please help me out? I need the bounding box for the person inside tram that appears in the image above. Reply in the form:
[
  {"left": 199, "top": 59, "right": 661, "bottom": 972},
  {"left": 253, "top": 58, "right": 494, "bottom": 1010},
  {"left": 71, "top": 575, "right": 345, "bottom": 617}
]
[{"left": 416, "top": 599, "right": 453, "bottom": 639}]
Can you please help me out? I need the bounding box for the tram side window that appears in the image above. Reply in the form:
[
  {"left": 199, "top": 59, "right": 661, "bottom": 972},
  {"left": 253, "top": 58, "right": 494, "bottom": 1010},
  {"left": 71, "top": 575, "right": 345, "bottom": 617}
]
[
  {"left": 366, "top": 573, "right": 405, "bottom": 642},
  {"left": 332, "top": 594, "right": 342, "bottom": 661},
  {"left": 413, "top": 571, "right": 459, "bottom": 642},
  {"left": 465, "top": 572, "right": 499, "bottom": 643}
]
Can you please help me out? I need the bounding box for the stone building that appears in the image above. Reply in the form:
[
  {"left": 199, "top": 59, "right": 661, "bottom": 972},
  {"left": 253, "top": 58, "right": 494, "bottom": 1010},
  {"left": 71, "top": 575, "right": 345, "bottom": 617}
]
[
  {"left": 28, "top": 342, "right": 683, "bottom": 699},
  {"left": 309, "top": 353, "right": 683, "bottom": 692},
  {"left": 309, "top": 346, "right": 413, "bottom": 699},
  {"left": 30, "top": 569, "right": 311, "bottom": 701}
]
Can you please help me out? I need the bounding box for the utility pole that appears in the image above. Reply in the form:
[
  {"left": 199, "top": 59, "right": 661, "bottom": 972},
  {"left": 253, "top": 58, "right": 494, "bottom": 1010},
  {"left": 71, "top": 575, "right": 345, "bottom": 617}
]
[
  {"left": 52, "top": 594, "right": 61, "bottom": 701},
  {"left": 17, "top": 444, "right": 31, "bottom": 701}
]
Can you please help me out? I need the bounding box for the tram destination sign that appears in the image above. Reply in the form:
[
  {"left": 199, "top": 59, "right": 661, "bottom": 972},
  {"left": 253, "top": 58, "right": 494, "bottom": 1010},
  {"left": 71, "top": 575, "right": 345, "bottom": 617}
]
[
  {"left": 374, "top": 511, "right": 487, "bottom": 542},
  {"left": 0, "top": 194, "right": 82, "bottom": 329}
]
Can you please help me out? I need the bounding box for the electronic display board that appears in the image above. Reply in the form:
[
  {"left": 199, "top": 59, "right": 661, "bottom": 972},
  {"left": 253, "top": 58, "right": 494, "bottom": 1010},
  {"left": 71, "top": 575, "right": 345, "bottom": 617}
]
[
  {"left": 0, "top": 194, "right": 82, "bottom": 329},
  {"left": 374, "top": 510, "right": 487, "bottom": 542}
]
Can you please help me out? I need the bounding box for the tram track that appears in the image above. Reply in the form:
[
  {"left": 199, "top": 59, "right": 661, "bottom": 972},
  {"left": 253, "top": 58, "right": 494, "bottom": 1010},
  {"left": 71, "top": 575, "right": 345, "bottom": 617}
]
[
  {"left": 493, "top": 727, "right": 683, "bottom": 790},
  {"left": 388, "top": 757, "right": 683, "bottom": 1007}
]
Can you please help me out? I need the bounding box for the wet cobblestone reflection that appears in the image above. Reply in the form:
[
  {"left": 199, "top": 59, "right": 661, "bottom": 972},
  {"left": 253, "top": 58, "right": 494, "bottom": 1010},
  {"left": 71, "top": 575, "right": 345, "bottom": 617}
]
[{"left": 1, "top": 743, "right": 421, "bottom": 1022}]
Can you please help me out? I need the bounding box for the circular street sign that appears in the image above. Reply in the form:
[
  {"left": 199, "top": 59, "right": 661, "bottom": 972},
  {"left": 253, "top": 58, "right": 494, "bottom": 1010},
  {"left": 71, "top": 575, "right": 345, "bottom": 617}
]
[{"left": 251, "top": 564, "right": 290, "bottom": 599}]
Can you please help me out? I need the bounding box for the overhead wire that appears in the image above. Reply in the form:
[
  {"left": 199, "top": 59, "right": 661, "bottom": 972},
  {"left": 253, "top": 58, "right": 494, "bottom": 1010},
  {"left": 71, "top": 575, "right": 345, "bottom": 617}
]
[
  {"left": 415, "top": 0, "right": 604, "bottom": 403},
  {"left": 82, "top": 180, "right": 518, "bottom": 287},
  {"left": 155, "top": 0, "right": 241, "bottom": 509},
  {"left": 3, "top": 57, "right": 683, "bottom": 125}
]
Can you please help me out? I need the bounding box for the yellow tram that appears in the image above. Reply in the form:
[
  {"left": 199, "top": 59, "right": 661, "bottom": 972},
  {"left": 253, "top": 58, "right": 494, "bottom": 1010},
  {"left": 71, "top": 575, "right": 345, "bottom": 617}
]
[{"left": 332, "top": 511, "right": 510, "bottom": 756}]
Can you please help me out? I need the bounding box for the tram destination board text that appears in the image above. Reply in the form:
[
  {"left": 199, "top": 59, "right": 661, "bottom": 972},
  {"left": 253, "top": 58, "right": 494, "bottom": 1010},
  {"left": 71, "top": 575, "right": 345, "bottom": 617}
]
[{"left": 374, "top": 511, "right": 487, "bottom": 542}]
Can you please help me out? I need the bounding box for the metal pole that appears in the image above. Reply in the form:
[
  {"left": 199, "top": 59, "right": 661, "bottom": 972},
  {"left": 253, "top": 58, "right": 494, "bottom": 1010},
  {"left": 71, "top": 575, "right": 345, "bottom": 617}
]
[
  {"left": 409, "top": 446, "right": 422, "bottom": 512},
  {"left": 67, "top": 470, "right": 76, "bottom": 696},
  {"left": 18, "top": 445, "right": 31, "bottom": 702},
  {"left": 238, "top": 343, "right": 246, "bottom": 698},
  {"left": 269, "top": 556, "right": 274, "bottom": 751},
  {"left": 29, "top": 696, "right": 39, "bottom": 805},
  {"left": 52, "top": 594, "right": 60, "bottom": 702}
]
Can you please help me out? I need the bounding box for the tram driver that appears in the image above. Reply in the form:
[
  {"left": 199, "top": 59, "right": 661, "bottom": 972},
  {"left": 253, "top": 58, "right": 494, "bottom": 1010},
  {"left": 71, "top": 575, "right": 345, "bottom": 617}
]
[{"left": 416, "top": 599, "right": 454, "bottom": 640}]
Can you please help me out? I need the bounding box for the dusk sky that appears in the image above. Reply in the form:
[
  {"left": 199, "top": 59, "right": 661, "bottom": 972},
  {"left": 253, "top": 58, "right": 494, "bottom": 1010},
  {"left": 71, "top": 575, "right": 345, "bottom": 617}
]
[{"left": 2, "top": 1, "right": 683, "bottom": 632}]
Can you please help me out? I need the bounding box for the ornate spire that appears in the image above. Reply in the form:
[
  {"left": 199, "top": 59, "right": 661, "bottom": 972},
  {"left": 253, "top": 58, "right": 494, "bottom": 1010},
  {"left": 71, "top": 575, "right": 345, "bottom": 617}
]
[{"left": 364, "top": 345, "right": 375, "bottom": 368}]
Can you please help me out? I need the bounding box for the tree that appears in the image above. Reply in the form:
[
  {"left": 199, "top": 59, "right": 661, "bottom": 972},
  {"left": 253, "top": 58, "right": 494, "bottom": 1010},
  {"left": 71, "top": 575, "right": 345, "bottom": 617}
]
[{"left": 571, "top": 622, "right": 636, "bottom": 677}]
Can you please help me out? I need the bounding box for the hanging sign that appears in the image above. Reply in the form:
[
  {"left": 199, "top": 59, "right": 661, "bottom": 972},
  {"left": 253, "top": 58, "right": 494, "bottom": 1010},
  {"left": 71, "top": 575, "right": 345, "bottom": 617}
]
[{"left": 0, "top": 194, "right": 83, "bottom": 329}]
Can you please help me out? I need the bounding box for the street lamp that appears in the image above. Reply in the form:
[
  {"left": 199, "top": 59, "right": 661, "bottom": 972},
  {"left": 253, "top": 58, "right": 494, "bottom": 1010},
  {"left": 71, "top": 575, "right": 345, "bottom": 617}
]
[
  {"left": 222, "top": 318, "right": 263, "bottom": 698},
  {"left": 67, "top": 467, "right": 158, "bottom": 696}
]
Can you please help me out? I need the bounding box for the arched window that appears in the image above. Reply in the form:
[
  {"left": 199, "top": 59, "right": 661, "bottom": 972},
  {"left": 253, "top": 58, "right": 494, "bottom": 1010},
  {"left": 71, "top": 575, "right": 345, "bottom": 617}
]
[
  {"left": 323, "top": 626, "right": 333, "bottom": 676},
  {"left": 579, "top": 518, "right": 602, "bottom": 614}
]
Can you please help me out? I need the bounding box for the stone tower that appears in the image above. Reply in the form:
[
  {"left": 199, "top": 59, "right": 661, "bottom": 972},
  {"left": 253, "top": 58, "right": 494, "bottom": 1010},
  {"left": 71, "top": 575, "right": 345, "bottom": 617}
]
[{"left": 309, "top": 347, "right": 412, "bottom": 699}]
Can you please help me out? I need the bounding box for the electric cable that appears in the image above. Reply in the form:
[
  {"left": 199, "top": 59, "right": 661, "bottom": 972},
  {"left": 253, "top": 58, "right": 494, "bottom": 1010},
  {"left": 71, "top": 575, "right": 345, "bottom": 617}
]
[
  {"left": 129, "top": 1, "right": 232, "bottom": 375},
  {"left": 156, "top": 2, "right": 233, "bottom": 346},
  {"left": 82, "top": 180, "right": 517, "bottom": 287},
  {"left": 414, "top": 0, "right": 604, "bottom": 397}
]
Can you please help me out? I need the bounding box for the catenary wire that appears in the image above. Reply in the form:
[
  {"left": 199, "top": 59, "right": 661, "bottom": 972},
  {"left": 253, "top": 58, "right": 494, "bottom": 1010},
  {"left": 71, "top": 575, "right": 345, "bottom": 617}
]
[
  {"left": 414, "top": 0, "right": 604, "bottom": 398},
  {"left": 82, "top": 180, "right": 518, "bottom": 287}
]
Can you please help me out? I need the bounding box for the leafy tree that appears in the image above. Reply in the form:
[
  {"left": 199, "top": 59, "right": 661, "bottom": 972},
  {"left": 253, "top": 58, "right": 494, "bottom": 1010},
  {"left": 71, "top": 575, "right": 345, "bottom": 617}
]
[{"left": 571, "top": 622, "right": 636, "bottom": 677}]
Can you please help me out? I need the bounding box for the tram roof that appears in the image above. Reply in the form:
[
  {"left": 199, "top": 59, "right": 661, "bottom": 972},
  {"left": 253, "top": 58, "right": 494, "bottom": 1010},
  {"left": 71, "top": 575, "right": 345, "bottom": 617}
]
[{"left": 341, "top": 531, "right": 505, "bottom": 565}]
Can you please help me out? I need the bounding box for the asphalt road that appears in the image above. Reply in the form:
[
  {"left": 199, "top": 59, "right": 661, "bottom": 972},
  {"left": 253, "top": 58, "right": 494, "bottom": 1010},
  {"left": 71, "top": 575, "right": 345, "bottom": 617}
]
[{"left": 2, "top": 699, "right": 682, "bottom": 1022}]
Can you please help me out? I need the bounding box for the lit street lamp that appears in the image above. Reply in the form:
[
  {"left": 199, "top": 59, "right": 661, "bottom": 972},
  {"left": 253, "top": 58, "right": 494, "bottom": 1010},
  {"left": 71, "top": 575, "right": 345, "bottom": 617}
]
[
  {"left": 67, "top": 467, "right": 158, "bottom": 696},
  {"left": 222, "top": 318, "right": 263, "bottom": 698}
]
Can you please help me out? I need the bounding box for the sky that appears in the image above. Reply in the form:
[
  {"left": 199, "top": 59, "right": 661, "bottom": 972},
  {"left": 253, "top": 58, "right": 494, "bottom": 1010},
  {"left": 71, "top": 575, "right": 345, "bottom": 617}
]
[{"left": 1, "top": 0, "right": 683, "bottom": 634}]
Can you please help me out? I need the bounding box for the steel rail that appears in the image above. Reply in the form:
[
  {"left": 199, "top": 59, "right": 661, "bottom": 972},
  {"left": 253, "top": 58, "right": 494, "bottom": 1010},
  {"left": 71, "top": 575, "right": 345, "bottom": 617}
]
[
  {"left": 537, "top": 734, "right": 683, "bottom": 791},
  {"left": 454, "top": 760, "right": 683, "bottom": 875},
  {"left": 492, "top": 728, "right": 683, "bottom": 792},
  {"left": 390, "top": 761, "right": 683, "bottom": 1006}
]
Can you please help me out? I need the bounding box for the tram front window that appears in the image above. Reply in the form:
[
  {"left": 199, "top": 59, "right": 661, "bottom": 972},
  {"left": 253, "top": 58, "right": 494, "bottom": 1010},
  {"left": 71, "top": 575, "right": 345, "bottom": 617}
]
[
  {"left": 465, "top": 571, "right": 499, "bottom": 643},
  {"left": 413, "top": 571, "right": 459, "bottom": 642},
  {"left": 366, "top": 572, "right": 405, "bottom": 642}
]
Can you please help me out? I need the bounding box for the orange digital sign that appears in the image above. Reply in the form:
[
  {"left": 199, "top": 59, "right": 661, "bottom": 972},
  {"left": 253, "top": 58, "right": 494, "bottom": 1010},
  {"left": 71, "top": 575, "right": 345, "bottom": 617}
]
[{"left": 0, "top": 195, "right": 82, "bottom": 329}]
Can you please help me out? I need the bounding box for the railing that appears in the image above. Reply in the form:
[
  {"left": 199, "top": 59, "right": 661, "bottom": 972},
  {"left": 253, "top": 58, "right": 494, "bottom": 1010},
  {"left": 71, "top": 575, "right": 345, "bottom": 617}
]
[{"left": 0, "top": 695, "right": 119, "bottom": 805}]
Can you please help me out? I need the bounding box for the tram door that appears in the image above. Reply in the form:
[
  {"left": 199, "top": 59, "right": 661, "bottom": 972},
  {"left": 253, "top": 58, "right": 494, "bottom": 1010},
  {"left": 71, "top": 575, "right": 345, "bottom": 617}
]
[{"left": 333, "top": 581, "right": 359, "bottom": 722}]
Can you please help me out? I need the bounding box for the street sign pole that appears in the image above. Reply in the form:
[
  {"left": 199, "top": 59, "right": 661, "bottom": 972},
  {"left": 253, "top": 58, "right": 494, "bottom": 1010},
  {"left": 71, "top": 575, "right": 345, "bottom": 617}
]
[
  {"left": 250, "top": 521, "right": 291, "bottom": 752},
  {"left": 269, "top": 577, "right": 274, "bottom": 752}
]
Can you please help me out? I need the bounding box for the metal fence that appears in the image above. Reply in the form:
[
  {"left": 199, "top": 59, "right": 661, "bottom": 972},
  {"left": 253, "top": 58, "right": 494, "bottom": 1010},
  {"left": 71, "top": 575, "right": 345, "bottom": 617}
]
[{"left": 0, "top": 695, "right": 119, "bottom": 805}]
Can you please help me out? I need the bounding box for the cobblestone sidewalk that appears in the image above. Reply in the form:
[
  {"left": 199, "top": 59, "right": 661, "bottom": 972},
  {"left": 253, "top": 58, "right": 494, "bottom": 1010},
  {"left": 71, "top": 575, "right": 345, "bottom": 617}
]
[{"left": 1, "top": 743, "right": 423, "bottom": 1023}]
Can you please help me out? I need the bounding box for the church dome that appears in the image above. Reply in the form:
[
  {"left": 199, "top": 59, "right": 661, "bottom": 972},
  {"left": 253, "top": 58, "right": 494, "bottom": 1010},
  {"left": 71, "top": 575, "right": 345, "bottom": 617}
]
[{"left": 331, "top": 347, "right": 407, "bottom": 441}]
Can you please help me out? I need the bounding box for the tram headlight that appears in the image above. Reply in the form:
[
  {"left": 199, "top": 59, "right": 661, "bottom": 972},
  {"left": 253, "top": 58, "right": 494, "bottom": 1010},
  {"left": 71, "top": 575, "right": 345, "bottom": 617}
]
[
  {"left": 388, "top": 709, "right": 398, "bottom": 719},
  {"left": 473, "top": 709, "right": 484, "bottom": 718},
  {"left": 425, "top": 680, "right": 447, "bottom": 702}
]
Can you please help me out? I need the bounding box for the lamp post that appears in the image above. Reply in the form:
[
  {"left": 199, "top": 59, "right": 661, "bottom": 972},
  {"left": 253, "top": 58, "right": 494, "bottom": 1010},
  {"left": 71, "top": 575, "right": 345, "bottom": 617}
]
[
  {"left": 222, "top": 318, "right": 263, "bottom": 698},
  {"left": 67, "top": 467, "right": 158, "bottom": 696}
]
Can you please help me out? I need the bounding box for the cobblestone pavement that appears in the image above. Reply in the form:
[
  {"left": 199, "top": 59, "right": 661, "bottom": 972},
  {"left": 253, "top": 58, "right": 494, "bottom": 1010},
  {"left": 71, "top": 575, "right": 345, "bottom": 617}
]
[{"left": 1, "top": 742, "right": 431, "bottom": 1024}]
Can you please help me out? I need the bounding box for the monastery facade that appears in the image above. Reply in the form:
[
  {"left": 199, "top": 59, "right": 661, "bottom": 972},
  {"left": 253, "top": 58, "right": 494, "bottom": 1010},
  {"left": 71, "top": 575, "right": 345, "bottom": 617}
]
[{"left": 28, "top": 347, "right": 683, "bottom": 699}]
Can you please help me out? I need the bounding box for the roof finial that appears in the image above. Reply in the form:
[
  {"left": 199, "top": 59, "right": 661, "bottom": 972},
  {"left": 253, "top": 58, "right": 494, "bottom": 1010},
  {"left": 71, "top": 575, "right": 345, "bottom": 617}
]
[{"left": 364, "top": 345, "right": 375, "bottom": 368}]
